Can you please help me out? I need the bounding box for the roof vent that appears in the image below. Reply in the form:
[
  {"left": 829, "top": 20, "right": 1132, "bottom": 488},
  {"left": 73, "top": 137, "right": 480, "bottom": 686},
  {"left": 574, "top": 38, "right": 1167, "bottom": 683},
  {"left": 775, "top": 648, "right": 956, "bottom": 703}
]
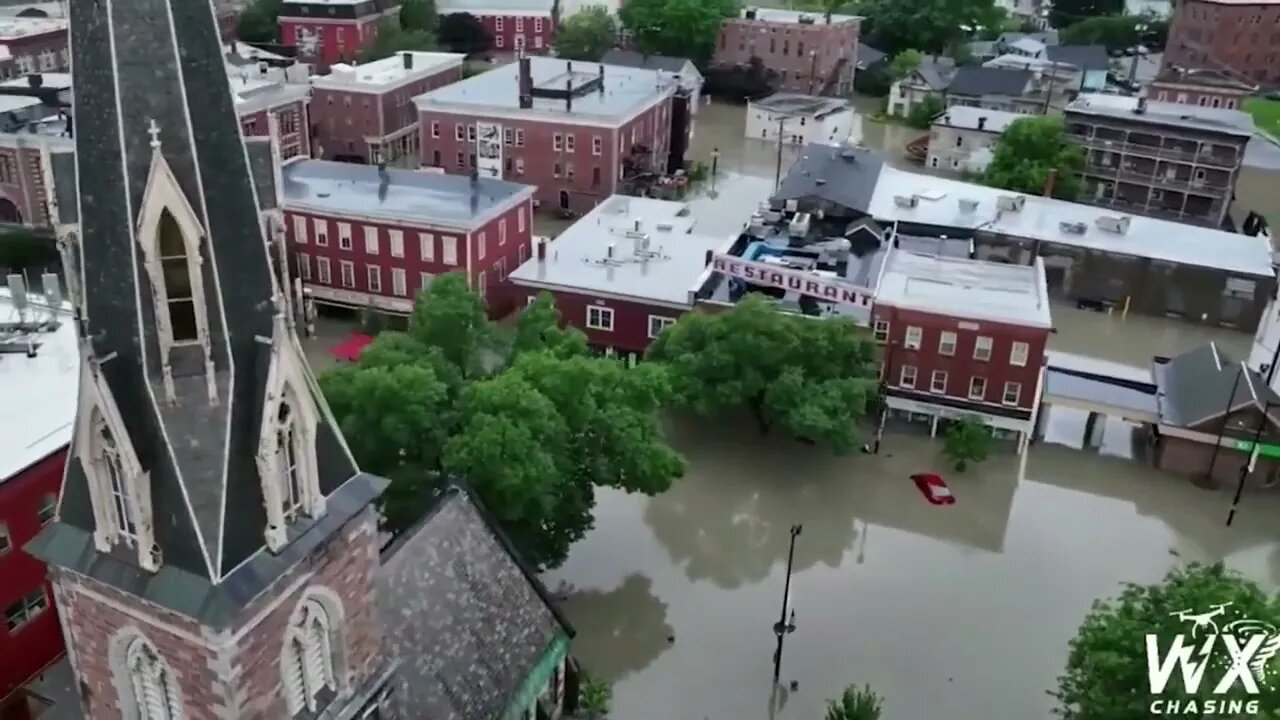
[
  {"left": 1059, "top": 221, "right": 1087, "bottom": 235},
  {"left": 785, "top": 199, "right": 799, "bottom": 212},
  {"left": 1095, "top": 215, "right": 1131, "bottom": 234},
  {"left": 798, "top": 13, "right": 815, "bottom": 23},
  {"left": 996, "top": 194, "right": 1025, "bottom": 212},
  {"left": 815, "top": 178, "right": 826, "bottom": 185},
  {"left": 958, "top": 198, "right": 979, "bottom": 213},
  {"left": 893, "top": 194, "right": 919, "bottom": 208},
  {"left": 789, "top": 212, "right": 812, "bottom": 237}
]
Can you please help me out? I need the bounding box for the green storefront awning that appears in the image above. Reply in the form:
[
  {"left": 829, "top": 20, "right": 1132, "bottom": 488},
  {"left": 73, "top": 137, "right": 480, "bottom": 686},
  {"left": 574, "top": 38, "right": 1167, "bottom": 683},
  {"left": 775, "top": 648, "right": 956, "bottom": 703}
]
[
  {"left": 1229, "top": 438, "right": 1280, "bottom": 459},
  {"left": 502, "top": 632, "right": 572, "bottom": 720}
]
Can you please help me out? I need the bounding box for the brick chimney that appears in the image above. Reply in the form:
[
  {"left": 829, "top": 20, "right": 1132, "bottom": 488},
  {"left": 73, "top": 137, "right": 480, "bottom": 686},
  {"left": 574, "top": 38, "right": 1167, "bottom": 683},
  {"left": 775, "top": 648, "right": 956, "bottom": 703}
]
[
  {"left": 402, "top": 52, "right": 413, "bottom": 70},
  {"left": 518, "top": 56, "right": 533, "bottom": 109}
]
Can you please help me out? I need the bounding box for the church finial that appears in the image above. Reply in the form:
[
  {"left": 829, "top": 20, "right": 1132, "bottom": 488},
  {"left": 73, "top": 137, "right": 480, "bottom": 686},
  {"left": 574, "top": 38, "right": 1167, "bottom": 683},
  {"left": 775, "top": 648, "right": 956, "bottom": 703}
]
[{"left": 147, "top": 118, "right": 161, "bottom": 150}]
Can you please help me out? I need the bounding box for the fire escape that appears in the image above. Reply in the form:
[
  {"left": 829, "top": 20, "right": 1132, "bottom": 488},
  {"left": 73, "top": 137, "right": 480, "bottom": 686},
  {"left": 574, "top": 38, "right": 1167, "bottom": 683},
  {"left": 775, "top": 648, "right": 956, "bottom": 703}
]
[{"left": 818, "top": 57, "right": 848, "bottom": 97}]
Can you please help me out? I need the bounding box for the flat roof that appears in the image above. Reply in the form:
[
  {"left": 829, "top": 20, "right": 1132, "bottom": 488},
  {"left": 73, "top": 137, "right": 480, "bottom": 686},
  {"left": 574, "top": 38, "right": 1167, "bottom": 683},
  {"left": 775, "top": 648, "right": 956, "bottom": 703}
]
[
  {"left": 312, "top": 51, "right": 464, "bottom": 91},
  {"left": 1066, "top": 93, "right": 1255, "bottom": 138},
  {"left": 508, "top": 195, "right": 734, "bottom": 308},
  {"left": 415, "top": 56, "right": 675, "bottom": 123},
  {"left": 741, "top": 8, "right": 860, "bottom": 23},
  {"left": 876, "top": 250, "right": 1053, "bottom": 328},
  {"left": 0, "top": 71, "right": 70, "bottom": 89},
  {"left": 751, "top": 93, "right": 850, "bottom": 119},
  {"left": 280, "top": 159, "right": 535, "bottom": 230},
  {"left": 866, "top": 165, "right": 1276, "bottom": 277},
  {"left": 0, "top": 17, "right": 65, "bottom": 40},
  {"left": 932, "top": 105, "right": 1023, "bottom": 134},
  {"left": 437, "top": 0, "right": 553, "bottom": 13},
  {"left": 0, "top": 94, "right": 41, "bottom": 113},
  {"left": 0, "top": 287, "right": 77, "bottom": 483}
]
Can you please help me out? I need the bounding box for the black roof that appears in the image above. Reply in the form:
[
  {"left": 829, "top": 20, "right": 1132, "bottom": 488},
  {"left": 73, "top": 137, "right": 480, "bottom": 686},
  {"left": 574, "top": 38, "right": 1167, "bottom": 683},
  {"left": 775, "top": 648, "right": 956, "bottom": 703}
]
[
  {"left": 1045, "top": 44, "right": 1109, "bottom": 72},
  {"left": 947, "top": 67, "right": 1032, "bottom": 97},
  {"left": 1153, "top": 343, "right": 1280, "bottom": 428},
  {"left": 600, "top": 49, "right": 696, "bottom": 75},
  {"left": 855, "top": 44, "right": 887, "bottom": 68},
  {"left": 772, "top": 143, "right": 885, "bottom": 215}
]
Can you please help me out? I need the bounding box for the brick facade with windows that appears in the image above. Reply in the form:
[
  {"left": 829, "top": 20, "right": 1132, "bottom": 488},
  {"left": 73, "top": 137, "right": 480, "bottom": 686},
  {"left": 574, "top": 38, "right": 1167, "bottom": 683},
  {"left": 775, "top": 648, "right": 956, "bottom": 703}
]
[
  {"left": 238, "top": 97, "right": 311, "bottom": 162},
  {"left": 474, "top": 10, "right": 556, "bottom": 54},
  {"left": 512, "top": 285, "right": 684, "bottom": 355},
  {"left": 713, "top": 8, "right": 860, "bottom": 97},
  {"left": 283, "top": 159, "right": 537, "bottom": 318},
  {"left": 1163, "top": 0, "right": 1280, "bottom": 87},
  {"left": 277, "top": 0, "right": 398, "bottom": 69},
  {"left": 0, "top": 18, "right": 69, "bottom": 78}
]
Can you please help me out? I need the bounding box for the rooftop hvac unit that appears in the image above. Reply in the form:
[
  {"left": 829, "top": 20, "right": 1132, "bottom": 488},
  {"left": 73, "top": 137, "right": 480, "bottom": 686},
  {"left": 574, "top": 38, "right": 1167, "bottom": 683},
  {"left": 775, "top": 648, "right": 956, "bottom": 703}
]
[
  {"left": 762, "top": 210, "right": 783, "bottom": 223},
  {"left": 789, "top": 212, "right": 812, "bottom": 237},
  {"left": 655, "top": 222, "right": 674, "bottom": 232},
  {"left": 893, "top": 194, "right": 919, "bottom": 208},
  {"left": 1095, "top": 215, "right": 1131, "bottom": 234},
  {"left": 1059, "top": 221, "right": 1087, "bottom": 235},
  {"left": 785, "top": 199, "right": 799, "bottom": 212},
  {"left": 958, "top": 198, "right": 979, "bottom": 214},
  {"left": 996, "top": 194, "right": 1025, "bottom": 212}
]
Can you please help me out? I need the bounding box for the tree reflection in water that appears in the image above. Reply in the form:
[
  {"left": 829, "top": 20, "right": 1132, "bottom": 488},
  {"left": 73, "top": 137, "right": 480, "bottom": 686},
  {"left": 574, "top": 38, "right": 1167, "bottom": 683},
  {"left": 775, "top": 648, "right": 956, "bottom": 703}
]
[{"left": 555, "top": 574, "right": 675, "bottom": 682}]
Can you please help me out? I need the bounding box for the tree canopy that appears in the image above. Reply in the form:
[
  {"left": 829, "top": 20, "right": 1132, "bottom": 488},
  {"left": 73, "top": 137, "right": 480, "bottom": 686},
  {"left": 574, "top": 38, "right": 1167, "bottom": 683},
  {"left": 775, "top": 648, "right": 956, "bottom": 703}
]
[
  {"left": 825, "top": 684, "right": 885, "bottom": 720},
  {"left": 359, "top": 22, "right": 438, "bottom": 62},
  {"left": 982, "top": 116, "right": 1083, "bottom": 201},
  {"left": 1054, "top": 563, "right": 1280, "bottom": 719},
  {"left": 555, "top": 6, "right": 617, "bottom": 62},
  {"left": 319, "top": 282, "right": 683, "bottom": 569},
  {"left": 619, "top": 0, "right": 737, "bottom": 65},
  {"left": 399, "top": 0, "right": 438, "bottom": 33},
  {"left": 647, "top": 296, "right": 879, "bottom": 453},
  {"left": 888, "top": 49, "right": 925, "bottom": 80},
  {"left": 236, "top": 0, "right": 282, "bottom": 43},
  {"left": 438, "top": 12, "right": 492, "bottom": 54},
  {"left": 858, "top": 0, "right": 1003, "bottom": 56},
  {"left": 703, "top": 56, "right": 778, "bottom": 101},
  {"left": 1048, "top": 0, "right": 1125, "bottom": 31},
  {"left": 1059, "top": 14, "right": 1147, "bottom": 53}
]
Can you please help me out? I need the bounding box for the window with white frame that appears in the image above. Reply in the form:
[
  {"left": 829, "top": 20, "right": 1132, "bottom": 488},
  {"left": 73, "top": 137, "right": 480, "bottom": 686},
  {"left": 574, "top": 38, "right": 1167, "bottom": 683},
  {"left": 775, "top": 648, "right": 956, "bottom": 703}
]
[
  {"left": 340, "top": 261, "right": 355, "bottom": 288},
  {"left": 468, "top": 125, "right": 476, "bottom": 142},
  {"left": 969, "top": 376, "right": 986, "bottom": 400},
  {"left": 455, "top": 123, "right": 464, "bottom": 141},
  {"left": 495, "top": 16, "right": 504, "bottom": 30},
  {"left": 124, "top": 637, "right": 184, "bottom": 720},
  {"left": 516, "top": 158, "right": 525, "bottom": 175},
  {"left": 364, "top": 226, "right": 379, "bottom": 255},
  {"left": 420, "top": 272, "right": 434, "bottom": 293},
  {"left": 281, "top": 597, "right": 338, "bottom": 716},
  {"left": 938, "top": 331, "right": 957, "bottom": 356},
  {"left": 648, "top": 315, "right": 675, "bottom": 338},
  {"left": 367, "top": 266, "right": 381, "bottom": 293},
  {"left": 566, "top": 134, "right": 575, "bottom": 152},
  {"left": 317, "top": 258, "right": 331, "bottom": 284},
  {"left": 275, "top": 402, "right": 306, "bottom": 524},
  {"left": 1003, "top": 381, "right": 1021, "bottom": 405},
  {"left": 899, "top": 364, "right": 917, "bottom": 388},
  {"left": 392, "top": 268, "right": 407, "bottom": 297},
  {"left": 553, "top": 133, "right": 563, "bottom": 151},
  {"left": 974, "top": 336, "right": 993, "bottom": 361},
  {"left": 592, "top": 136, "right": 602, "bottom": 155},
  {"left": 442, "top": 236, "right": 457, "bottom": 265},
  {"left": 37, "top": 493, "right": 55, "bottom": 526},
  {"left": 430, "top": 121, "right": 439, "bottom": 138},
  {"left": 337, "top": 223, "right": 352, "bottom": 250},
  {"left": 0, "top": 523, "right": 8, "bottom": 554},
  {"left": 419, "top": 232, "right": 435, "bottom": 261},
  {"left": 499, "top": 219, "right": 507, "bottom": 245},
  {"left": 313, "top": 218, "right": 328, "bottom": 246},
  {"left": 904, "top": 326, "right": 922, "bottom": 349},
  {"left": 298, "top": 253, "right": 311, "bottom": 281},
  {"left": 534, "top": 16, "right": 543, "bottom": 32},
  {"left": 1010, "top": 341, "right": 1029, "bottom": 367},
  {"left": 515, "top": 16, "right": 524, "bottom": 31},
  {"left": 389, "top": 230, "right": 404, "bottom": 258},
  {"left": 94, "top": 419, "right": 140, "bottom": 548},
  {"left": 156, "top": 212, "right": 199, "bottom": 342},
  {"left": 476, "top": 269, "right": 487, "bottom": 296},
  {"left": 518, "top": 207, "right": 527, "bottom": 233},
  {"left": 477, "top": 232, "right": 486, "bottom": 260},
  {"left": 873, "top": 319, "right": 889, "bottom": 343},
  {"left": 293, "top": 216, "right": 307, "bottom": 244},
  {"left": 586, "top": 305, "right": 614, "bottom": 331},
  {"left": 515, "top": 129, "right": 525, "bottom": 147},
  {"left": 4, "top": 588, "right": 47, "bottom": 631},
  {"left": 930, "top": 370, "right": 948, "bottom": 394}
]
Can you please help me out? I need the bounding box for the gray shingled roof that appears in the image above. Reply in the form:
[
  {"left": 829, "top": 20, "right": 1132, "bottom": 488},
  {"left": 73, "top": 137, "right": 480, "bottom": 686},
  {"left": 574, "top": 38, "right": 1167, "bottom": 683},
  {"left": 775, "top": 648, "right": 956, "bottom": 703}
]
[
  {"left": 1153, "top": 343, "right": 1280, "bottom": 428},
  {"left": 910, "top": 56, "right": 956, "bottom": 90},
  {"left": 600, "top": 49, "right": 699, "bottom": 78},
  {"left": 772, "top": 143, "right": 885, "bottom": 214},
  {"left": 378, "top": 487, "right": 572, "bottom": 720},
  {"left": 947, "top": 66, "right": 1032, "bottom": 97},
  {"left": 855, "top": 44, "right": 887, "bottom": 69}
]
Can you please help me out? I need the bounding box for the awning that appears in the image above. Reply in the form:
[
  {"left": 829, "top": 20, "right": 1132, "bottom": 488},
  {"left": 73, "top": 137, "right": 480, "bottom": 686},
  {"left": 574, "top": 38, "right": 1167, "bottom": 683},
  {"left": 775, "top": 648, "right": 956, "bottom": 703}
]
[
  {"left": 502, "top": 633, "right": 571, "bottom": 720},
  {"left": 330, "top": 333, "right": 373, "bottom": 363}
]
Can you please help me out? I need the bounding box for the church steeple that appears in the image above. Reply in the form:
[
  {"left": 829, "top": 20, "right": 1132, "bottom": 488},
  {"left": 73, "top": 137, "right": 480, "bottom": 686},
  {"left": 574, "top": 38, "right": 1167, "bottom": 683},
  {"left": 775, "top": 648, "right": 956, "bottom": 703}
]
[{"left": 31, "top": 0, "right": 382, "bottom": 588}]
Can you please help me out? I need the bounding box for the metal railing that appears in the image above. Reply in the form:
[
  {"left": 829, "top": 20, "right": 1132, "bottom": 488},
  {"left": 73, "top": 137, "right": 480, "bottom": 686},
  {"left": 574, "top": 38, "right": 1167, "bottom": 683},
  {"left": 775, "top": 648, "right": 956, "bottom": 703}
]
[
  {"left": 1067, "top": 133, "right": 1239, "bottom": 169},
  {"left": 1082, "top": 162, "right": 1229, "bottom": 194}
]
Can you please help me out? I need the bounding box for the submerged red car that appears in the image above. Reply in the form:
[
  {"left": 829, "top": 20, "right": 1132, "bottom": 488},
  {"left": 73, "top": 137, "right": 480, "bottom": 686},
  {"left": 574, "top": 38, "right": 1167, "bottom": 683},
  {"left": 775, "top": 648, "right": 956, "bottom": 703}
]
[{"left": 911, "top": 473, "right": 956, "bottom": 505}]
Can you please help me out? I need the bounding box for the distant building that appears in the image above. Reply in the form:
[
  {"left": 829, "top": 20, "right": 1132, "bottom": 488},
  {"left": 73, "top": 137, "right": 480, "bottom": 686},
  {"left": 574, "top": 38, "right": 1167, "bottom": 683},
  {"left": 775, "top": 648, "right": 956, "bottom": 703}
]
[
  {"left": 926, "top": 106, "right": 1024, "bottom": 173},
  {"left": 714, "top": 7, "right": 861, "bottom": 97},
  {"left": 277, "top": 0, "right": 399, "bottom": 69},
  {"left": 874, "top": 250, "right": 1052, "bottom": 450},
  {"left": 1163, "top": 0, "right": 1280, "bottom": 87},
  {"left": 416, "top": 56, "right": 687, "bottom": 214},
  {"left": 1148, "top": 66, "right": 1257, "bottom": 110},
  {"left": 437, "top": 0, "right": 557, "bottom": 54},
  {"left": 1064, "top": 93, "right": 1251, "bottom": 228},
  {"left": 888, "top": 55, "right": 955, "bottom": 117},
  {"left": 227, "top": 50, "right": 312, "bottom": 161},
  {"left": 600, "top": 50, "right": 703, "bottom": 115},
  {"left": 310, "top": 51, "right": 465, "bottom": 165},
  {"left": 284, "top": 159, "right": 537, "bottom": 317},
  {"left": 0, "top": 284, "right": 74, "bottom": 713},
  {"left": 745, "top": 94, "right": 861, "bottom": 147},
  {"left": 945, "top": 66, "right": 1043, "bottom": 115},
  {"left": 507, "top": 195, "right": 732, "bottom": 361},
  {"left": 0, "top": 16, "right": 67, "bottom": 78}
]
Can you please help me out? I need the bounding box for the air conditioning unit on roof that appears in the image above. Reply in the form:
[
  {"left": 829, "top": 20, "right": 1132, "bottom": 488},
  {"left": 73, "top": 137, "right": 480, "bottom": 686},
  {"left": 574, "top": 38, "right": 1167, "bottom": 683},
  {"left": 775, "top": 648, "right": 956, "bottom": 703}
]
[
  {"left": 1095, "top": 215, "right": 1131, "bottom": 234},
  {"left": 1059, "top": 221, "right": 1087, "bottom": 235},
  {"left": 996, "top": 194, "right": 1025, "bottom": 212},
  {"left": 894, "top": 194, "right": 919, "bottom": 208}
]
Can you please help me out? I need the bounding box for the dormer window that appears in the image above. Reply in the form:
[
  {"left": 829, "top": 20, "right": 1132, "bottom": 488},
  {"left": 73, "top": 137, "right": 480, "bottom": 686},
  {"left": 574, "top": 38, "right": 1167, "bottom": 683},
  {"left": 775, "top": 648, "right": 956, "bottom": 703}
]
[{"left": 158, "top": 210, "right": 198, "bottom": 343}]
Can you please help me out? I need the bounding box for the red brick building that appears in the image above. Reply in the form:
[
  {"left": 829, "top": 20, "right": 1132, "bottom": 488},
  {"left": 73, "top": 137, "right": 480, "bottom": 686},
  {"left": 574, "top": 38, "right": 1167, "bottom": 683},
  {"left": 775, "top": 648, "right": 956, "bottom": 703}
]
[
  {"left": 1163, "top": 0, "right": 1280, "bottom": 87},
  {"left": 277, "top": 0, "right": 398, "bottom": 69},
  {"left": 873, "top": 250, "right": 1053, "bottom": 451},
  {"left": 310, "top": 50, "right": 464, "bottom": 166},
  {"left": 507, "top": 195, "right": 733, "bottom": 360},
  {"left": 283, "top": 158, "right": 537, "bottom": 317},
  {"left": 0, "top": 17, "right": 68, "bottom": 78},
  {"left": 437, "top": 0, "right": 556, "bottom": 54},
  {"left": 228, "top": 53, "right": 314, "bottom": 160},
  {"left": 0, "top": 286, "right": 76, "bottom": 715},
  {"left": 0, "top": 129, "right": 67, "bottom": 228},
  {"left": 1148, "top": 66, "right": 1258, "bottom": 110},
  {"left": 417, "top": 56, "right": 686, "bottom": 214},
  {"left": 714, "top": 7, "right": 860, "bottom": 97}
]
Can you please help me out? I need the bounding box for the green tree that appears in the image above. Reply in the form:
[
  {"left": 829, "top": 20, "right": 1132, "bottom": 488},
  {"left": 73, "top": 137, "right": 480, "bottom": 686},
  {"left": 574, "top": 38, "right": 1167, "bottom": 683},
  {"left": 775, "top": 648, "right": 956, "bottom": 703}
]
[
  {"left": 409, "top": 271, "right": 493, "bottom": 378},
  {"left": 359, "top": 22, "right": 438, "bottom": 62},
  {"left": 236, "top": 0, "right": 282, "bottom": 43},
  {"left": 1054, "top": 563, "right": 1280, "bottom": 719},
  {"left": 438, "top": 12, "right": 492, "bottom": 54},
  {"left": 579, "top": 676, "right": 613, "bottom": 719},
  {"left": 858, "top": 0, "right": 1002, "bottom": 56},
  {"left": 982, "top": 116, "right": 1084, "bottom": 201},
  {"left": 399, "top": 0, "right": 438, "bottom": 33},
  {"left": 1048, "top": 0, "right": 1125, "bottom": 31},
  {"left": 942, "top": 417, "right": 991, "bottom": 472},
  {"left": 619, "top": 0, "right": 736, "bottom": 65},
  {"left": 648, "top": 296, "right": 878, "bottom": 453},
  {"left": 512, "top": 291, "right": 589, "bottom": 359},
  {"left": 555, "top": 6, "right": 617, "bottom": 61},
  {"left": 906, "top": 93, "right": 944, "bottom": 129},
  {"left": 1059, "top": 14, "right": 1144, "bottom": 53},
  {"left": 888, "top": 49, "right": 924, "bottom": 80},
  {"left": 825, "top": 684, "right": 885, "bottom": 720}
]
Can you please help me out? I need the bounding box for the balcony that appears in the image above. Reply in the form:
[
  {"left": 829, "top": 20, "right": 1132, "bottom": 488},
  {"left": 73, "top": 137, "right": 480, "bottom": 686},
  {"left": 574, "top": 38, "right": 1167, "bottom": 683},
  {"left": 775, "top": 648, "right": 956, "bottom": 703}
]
[
  {"left": 1085, "top": 195, "right": 1224, "bottom": 226},
  {"left": 1067, "top": 133, "right": 1239, "bottom": 169},
  {"left": 1081, "top": 161, "right": 1229, "bottom": 196}
]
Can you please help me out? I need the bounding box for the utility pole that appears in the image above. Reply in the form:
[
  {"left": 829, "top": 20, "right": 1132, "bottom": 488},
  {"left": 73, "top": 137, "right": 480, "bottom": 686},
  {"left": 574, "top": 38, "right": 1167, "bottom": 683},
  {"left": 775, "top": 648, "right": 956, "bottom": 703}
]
[
  {"left": 774, "top": 117, "right": 787, "bottom": 190},
  {"left": 1228, "top": 400, "right": 1273, "bottom": 526},
  {"left": 771, "top": 524, "right": 802, "bottom": 684},
  {"left": 1204, "top": 365, "right": 1244, "bottom": 486}
]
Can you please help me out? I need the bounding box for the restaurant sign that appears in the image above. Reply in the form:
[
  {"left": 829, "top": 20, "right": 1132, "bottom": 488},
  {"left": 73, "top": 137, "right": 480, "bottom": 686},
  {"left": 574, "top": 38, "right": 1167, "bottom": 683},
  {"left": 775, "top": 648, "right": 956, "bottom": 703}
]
[{"left": 712, "top": 254, "right": 875, "bottom": 306}]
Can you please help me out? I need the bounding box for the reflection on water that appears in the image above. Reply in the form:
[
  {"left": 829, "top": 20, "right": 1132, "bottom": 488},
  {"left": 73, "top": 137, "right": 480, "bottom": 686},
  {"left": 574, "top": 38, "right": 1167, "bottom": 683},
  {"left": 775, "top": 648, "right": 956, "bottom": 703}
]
[{"left": 545, "top": 414, "right": 1280, "bottom": 720}]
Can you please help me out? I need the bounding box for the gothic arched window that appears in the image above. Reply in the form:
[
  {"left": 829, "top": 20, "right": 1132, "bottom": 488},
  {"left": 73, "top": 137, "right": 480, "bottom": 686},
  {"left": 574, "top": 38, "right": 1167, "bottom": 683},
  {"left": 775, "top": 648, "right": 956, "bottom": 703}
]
[
  {"left": 277, "top": 402, "right": 304, "bottom": 523},
  {"left": 125, "top": 638, "right": 184, "bottom": 720},
  {"left": 157, "top": 209, "right": 197, "bottom": 342},
  {"left": 97, "top": 419, "right": 138, "bottom": 547},
  {"left": 281, "top": 598, "right": 337, "bottom": 715}
]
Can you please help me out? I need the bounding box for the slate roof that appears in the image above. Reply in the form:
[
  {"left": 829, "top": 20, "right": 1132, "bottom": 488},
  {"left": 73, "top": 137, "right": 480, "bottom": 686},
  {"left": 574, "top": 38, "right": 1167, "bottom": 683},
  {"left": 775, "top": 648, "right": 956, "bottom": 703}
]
[
  {"left": 772, "top": 142, "right": 885, "bottom": 214},
  {"left": 599, "top": 49, "right": 700, "bottom": 79},
  {"left": 907, "top": 55, "right": 956, "bottom": 90},
  {"left": 378, "top": 487, "right": 572, "bottom": 720},
  {"left": 1045, "top": 44, "right": 1109, "bottom": 71},
  {"left": 946, "top": 66, "right": 1033, "bottom": 97},
  {"left": 1152, "top": 343, "right": 1280, "bottom": 428},
  {"left": 855, "top": 44, "right": 886, "bottom": 68}
]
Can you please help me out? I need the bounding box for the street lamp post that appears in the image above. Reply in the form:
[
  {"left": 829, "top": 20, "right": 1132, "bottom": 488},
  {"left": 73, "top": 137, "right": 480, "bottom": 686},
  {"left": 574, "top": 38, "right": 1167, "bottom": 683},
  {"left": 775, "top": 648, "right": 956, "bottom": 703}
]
[
  {"left": 772, "top": 524, "right": 802, "bottom": 684},
  {"left": 774, "top": 117, "right": 789, "bottom": 191},
  {"left": 1228, "top": 400, "right": 1274, "bottom": 526}
]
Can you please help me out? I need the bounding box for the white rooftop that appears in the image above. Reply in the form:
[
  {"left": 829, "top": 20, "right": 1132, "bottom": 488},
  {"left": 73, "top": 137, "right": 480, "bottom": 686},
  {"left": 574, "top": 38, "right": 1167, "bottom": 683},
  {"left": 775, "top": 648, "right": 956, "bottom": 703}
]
[
  {"left": 0, "top": 94, "right": 41, "bottom": 113},
  {"left": 0, "top": 71, "right": 70, "bottom": 89},
  {"left": 508, "top": 195, "right": 734, "bottom": 308},
  {"left": 437, "top": 0, "right": 554, "bottom": 14},
  {"left": 741, "top": 7, "right": 860, "bottom": 24},
  {"left": 0, "top": 16, "right": 65, "bottom": 40},
  {"left": 876, "top": 249, "right": 1053, "bottom": 328},
  {"left": 0, "top": 286, "right": 78, "bottom": 483},
  {"left": 1067, "top": 92, "right": 1255, "bottom": 138},
  {"left": 932, "top": 105, "right": 1023, "bottom": 134},
  {"left": 313, "top": 51, "right": 465, "bottom": 91},
  {"left": 867, "top": 165, "right": 1276, "bottom": 277}
]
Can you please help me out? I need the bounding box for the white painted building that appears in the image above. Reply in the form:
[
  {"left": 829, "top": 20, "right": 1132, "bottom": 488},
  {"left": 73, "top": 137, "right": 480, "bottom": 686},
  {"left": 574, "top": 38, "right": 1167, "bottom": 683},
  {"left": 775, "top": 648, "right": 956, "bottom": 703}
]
[
  {"left": 926, "top": 106, "right": 1023, "bottom": 173},
  {"left": 746, "top": 94, "right": 862, "bottom": 147}
]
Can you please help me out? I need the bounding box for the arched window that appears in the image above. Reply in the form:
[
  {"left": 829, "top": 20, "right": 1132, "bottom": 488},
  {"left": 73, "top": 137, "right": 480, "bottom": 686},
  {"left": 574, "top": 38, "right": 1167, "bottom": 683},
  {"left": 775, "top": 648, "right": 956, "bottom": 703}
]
[
  {"left": 125, "top": 638, "right": 184, "bottom": 720},
  {"left": 97, "top": 419, "right": 138, "bottom": 547},
  {"left": 157, "top": 209, "right": 197, "bottom": 342},
  {"left": 277, "top": 402, "right": 304, "bottom": 522},
  {"left": 281, "top": 599, "right": 337, "bottom": 715}
]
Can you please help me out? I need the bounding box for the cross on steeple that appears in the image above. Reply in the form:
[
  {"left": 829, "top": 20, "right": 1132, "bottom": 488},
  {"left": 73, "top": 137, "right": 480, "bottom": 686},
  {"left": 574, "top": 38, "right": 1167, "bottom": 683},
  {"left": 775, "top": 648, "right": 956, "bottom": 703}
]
[{"left": 147, "top": 118, "right": 161, "bottom": 150}]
